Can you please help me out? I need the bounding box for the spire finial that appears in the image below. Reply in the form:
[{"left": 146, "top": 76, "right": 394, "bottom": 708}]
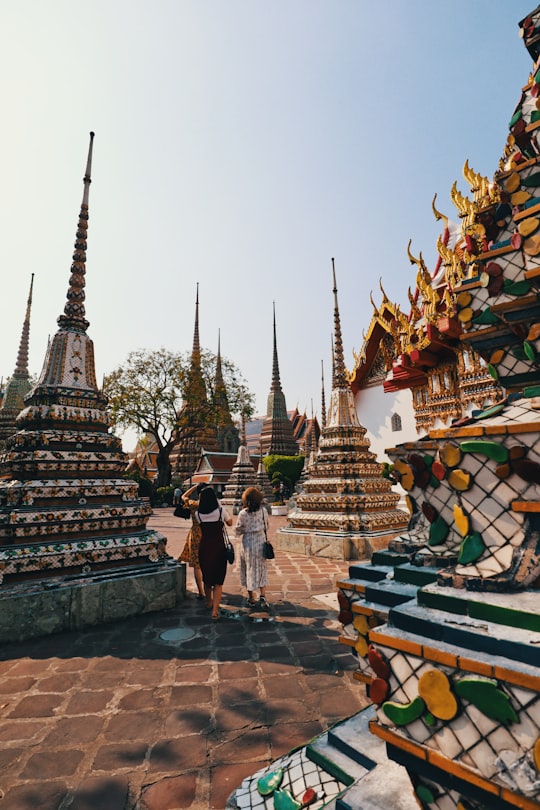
[
  {"left": 321, "top": 359, "right": 326, "bottom": 429},
  {"left": 192, "top": 283, "right": 201, "bottom": 357},
  {"left": 14, "top": 274, "right": 34, "bottom": 377},
  {"left": 270, "top": 301, "right": 282, "bottom": 392},
  {"left": 331, "top": 259, "right": 347, "bottom": 389},
  {"left": 58, "top": 132, "right": 94, "bottom": 332}
]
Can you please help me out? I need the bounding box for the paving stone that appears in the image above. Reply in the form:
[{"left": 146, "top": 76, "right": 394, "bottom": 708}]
[
  {"left": 64, "top": 689, "right": 115, "bottom": 715},
  {"left": 123, "top": 663, "right": 168, "bottom": 685},
  {"left": 7, "top": 693, "right": 65, "bottom": 718},
  {"left": 0, "top": 746, "right": 25, "bottom": 771},
  {"left": 92, "top": 742, "right": 149, "bottom": 772},
  {"left": 20, "top": 748, "right": 85, "bottom": 778},
  {"left": 264, "top": 697, "right": 318, "bottom": 725},
  {"left": 209, "top": 727, "right": 271, "bottom": 765},
  {"left": 0, "top": 676, "right": 36, "bottom": 694},
  {"left": 140, "top": 773, "right": 198, "bottom": 810},
  {"left": 173, "top": 663, "right": 214, "bottom": 684},
  {"left": 217, "top": 679, "right": 261, "bottom": 706},
  {"left": 36, "top": 672, "right": 81, "bottom": 692},
  {"left": 210, "top": 762, "right": 264, "bottom": 810},
  {"left": 147, "top": 734, "right": 208, "bottom": 772},
  {"left": 217, "top": 661, "right": 258, "bottom": 680},
  {"left": 262, "top": 674, "right": 307, "bottom": 699},
  {"left": 68, "top": 775, "right": 130, "bottom": 810},
  {"left": 259, "top": 659, "right": 301, "bottom": 676},
  {"left": 102, "top": 709, "right": 161, "bottom": 741},
  {"left": 169, "top": 683, "right": 213, "bottom": 706},
  {"left": 0, "top": 720, "right": 46, "bottom": 743},
  {"left": 164, "top": 707, "right": 214, "bottom": 736},
  {"left": 268, "top": 720, "right": 325, "bottom": 757},
  {"left": 213, "top": 702, "right": 266, "bottom": 733},
  {"left": 42, "top": 715, "right": 105, "bottom": 746},
  {"left": 1, "top": 780, "right": 69, "bottom": 810},
  {"left": 317, "top": 688, "right": 368, "bottom": 720}
]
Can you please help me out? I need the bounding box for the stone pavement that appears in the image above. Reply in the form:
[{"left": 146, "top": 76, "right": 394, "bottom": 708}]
[{"left": 0, "top": 510, "right": 369, "bottom": 810}]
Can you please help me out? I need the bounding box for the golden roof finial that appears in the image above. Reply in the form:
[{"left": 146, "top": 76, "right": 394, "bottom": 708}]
[
  {"left": 379, "top": 277, "right": 389, "bottom": 303},
  {"left": 370, "top": 290, "right": 378, "bottom": 313},
  {"left": 432, "top": 193, "right": 449, "bottom": 228}
]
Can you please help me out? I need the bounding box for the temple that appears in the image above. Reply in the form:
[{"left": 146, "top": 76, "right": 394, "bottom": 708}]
[
  {"left": 228, "top": 7, "right": 540, "bottom": 809},
  {"left": 170, "top": 287, "right": 233, "bottom": 483},
  {"left": 277, "top": 261, "right": 408, "bottom": 559},
  {"left": 221, "top": 410, "right": 260, "bottom": 513},
  {"left": 0, "top": 134, "right": 183, "bottom": 642},
  {"left": 259, "top": 304, "right": 299, "bottom": 456},
  {"left": 0, "top": 274, "right": 35, "bottom": 450}
]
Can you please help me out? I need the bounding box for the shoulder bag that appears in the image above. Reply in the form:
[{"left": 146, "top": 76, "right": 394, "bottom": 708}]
[
  {"left": 262, "top": 510, "right": 275, "bottom": 559},
  {"left": 219, "top": 507, "right": 235, "bottom": 564}
]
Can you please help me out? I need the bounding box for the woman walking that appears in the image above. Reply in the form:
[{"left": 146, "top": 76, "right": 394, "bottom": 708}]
[
  {"left": 235, "top": 486, "right": 269, "bottom": 608},
  {"left": 178, "top": 482, "right": 207, "bottom": 600},
  {"left": 196, "top": 487, "right": 232, "bottom": 620}
]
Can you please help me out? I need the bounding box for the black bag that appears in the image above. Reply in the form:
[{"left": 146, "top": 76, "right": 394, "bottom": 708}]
[
  {"left": 220, "top": 507, "right": 235, "bottom": 564},
  {"left": 174, "top": 503, "right": 191, "bottom": 519},
  {"left": 262, "top": 511, "right": 275, "bottom": 559}
]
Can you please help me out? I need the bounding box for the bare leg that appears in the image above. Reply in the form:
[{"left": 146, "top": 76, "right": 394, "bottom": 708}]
[
  {"left": 212, "top": 584, "right": 223, "bottom": 618},
  {"left": 247, "top": 589, "right": 255, "bottom": 605},
  {"left": 204, "top": 584, "right": 213, "bottom": 609},
  {"left": 194, "top": 566, "right": 205, "bottom": 597}
]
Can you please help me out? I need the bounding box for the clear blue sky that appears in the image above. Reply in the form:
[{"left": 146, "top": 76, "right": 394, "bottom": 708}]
[{"left": 0, "top": 1, "right": 536, "bottom": 447}]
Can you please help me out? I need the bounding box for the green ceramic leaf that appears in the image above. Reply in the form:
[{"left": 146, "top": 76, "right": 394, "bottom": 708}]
[
  {"left": 428, "top": 515, "right": 449, "bottom": 546},
  {"left": 503, "top": 279, "right": 531, "bottom": 296},
  {"left": 460, "top": 440, "right": 509, "bottom": 463},
  {"left": 257, "top": 768, "right": 283, "bottom": 796},
  {"left": 487, "top": 363, "right": 499, "bottom": 381},
  {"left": 416, "top": 784, "right": 436, "bottom": 803},
  {"left": 509, "top": 109, "right": 522, "bottom": 127},
  {"left": 423, "top": 454, "right": 434, "bottom": 468},
  {"left": 383, "top": 696, "right": 426, "bottom": 726},
  {"left": 473, "top": 403, "right": 505, "bottom": 420},
  {"left": 423, "top": 712, "right": 436, "bottom": 727},
  {"left": 458, "top": 532, "right": 486, "bottom": 564},
  {"left": 512, "top": 346, "right": 528, "bottom": 360},
  {"left": 522, "top": 171, "right": 540, "bottom": 187},
  {"left": 429, "top": 474, "right": 440, "bottom": 489},
  {"left": 524, "top": 341, "right": 537, "bottom": 362},
  {"left": 273, "top": 788, "right": 302, "bottom": 810},
  {"left": 524, "top": 385, "right": 540, "bottom": 397},
  {"left": 454, "top": 678, "right": 518, "bottom": 724},
  {"left": 471, "top": 308, "right": 498, "bottom": 325}
]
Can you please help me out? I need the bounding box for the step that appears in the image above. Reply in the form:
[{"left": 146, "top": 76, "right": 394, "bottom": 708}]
[
  {"left": 348, "top": 563, "right": 393, "bottom": 582},
  {"left": 389, "top": 601, "right": 540, "bottom": 668},
  {"left": 335, "top": 762, "right": 419, "bottom": 810},
  {"left": 306, "top": 725, "right": 374, "bottom": 787},
  {"left": 371, "top": 550, "right": 411, "bottom": 566},
  {"left": 393, "top": 563, "right": 439, "bottom": 588},
  {"left": 364, "top": 580, "right": 418, "bottom": 608}
]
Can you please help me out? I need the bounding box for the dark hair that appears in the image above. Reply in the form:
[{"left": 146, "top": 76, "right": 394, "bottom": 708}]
[
  {"left": 242, "top": 486, "right": 263, "bottom": 513},
  {"left": 198, "top": 487, "right": 219, "bottom": 514},
  {"left": 196, "top": 483, "right": 208, "bottom": 495}
]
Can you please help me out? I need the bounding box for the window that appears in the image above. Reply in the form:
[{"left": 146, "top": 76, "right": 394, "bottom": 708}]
[{"left": 391, "top": 412, "right": 402, "bottom": 432}]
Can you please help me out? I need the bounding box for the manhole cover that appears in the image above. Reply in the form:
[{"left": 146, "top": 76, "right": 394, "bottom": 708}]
[{"left": 159, "top": 627, "right": 196, "bottom": 642}]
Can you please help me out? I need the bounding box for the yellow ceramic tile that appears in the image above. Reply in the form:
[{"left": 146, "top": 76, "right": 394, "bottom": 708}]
[
  {"left": 427, "top": 750, "right": 499, "bottom": 796},
  {"left": 508, "top": 423, "right": 540, "bottom": 435},
  {"left": 369, "top": 722, "right": 427, "bottom": 760},
  {"left": 511, "top": 501, "right": 540, "bottom": 513},
  {"left": 499, "top": 786, "right": 540, "bottom": 810},
  {"left": 369, "top": 630, "right": 423, "bottom": 657},
  {"left": 457, "top": 656, "right": 494, "bottom": 678}
]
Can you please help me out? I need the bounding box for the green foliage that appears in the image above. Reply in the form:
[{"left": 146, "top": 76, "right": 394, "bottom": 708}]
[
  {"left": 156, "top": 486, "right": 175, "bottom": 505},
  {"left": 263, "top": 455, "right": 305, "bottom": 497},
  {"left": 124, "top": 471, "right": 154, "bottom": 501}
]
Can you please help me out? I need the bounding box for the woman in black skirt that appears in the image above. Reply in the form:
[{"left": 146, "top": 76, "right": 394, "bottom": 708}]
[{"left": 195, "top": 487, "right": 233, "bottom": 619}]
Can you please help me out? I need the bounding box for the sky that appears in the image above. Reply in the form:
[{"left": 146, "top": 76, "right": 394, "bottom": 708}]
[{"left": 0, "top": 1, "right": 537, "bottom": 450}]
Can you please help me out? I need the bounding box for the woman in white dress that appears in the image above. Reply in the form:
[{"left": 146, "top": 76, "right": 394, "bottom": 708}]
[{"left": 235, "top": 486, "right": 269, "bottom": 608}]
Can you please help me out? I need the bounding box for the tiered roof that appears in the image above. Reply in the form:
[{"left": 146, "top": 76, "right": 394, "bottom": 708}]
[{"left": 260, "top": 304, "right": 298, "bottom": 457}]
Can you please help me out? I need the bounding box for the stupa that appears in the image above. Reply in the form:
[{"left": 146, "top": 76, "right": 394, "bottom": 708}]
[
  {"left": 0, "top": 134, "right": 183, "bottom": 642},
  {"left": 220, "top": 411, "right": 259, "bottom": 514},
  {"left": 0, "top": 275, "right": 35, "bottom": 450},
  {"left": 213, "top": 330, "right": 240, "bottom": 454},
  {"left": 259, "top": 304, "right": 298, "bottom": 457},
  {"left": 278, "top": 262, "right": 408, "bottom": 559},
  {"left": 170, "top": 284, "right": 221, "bottom": 482}
]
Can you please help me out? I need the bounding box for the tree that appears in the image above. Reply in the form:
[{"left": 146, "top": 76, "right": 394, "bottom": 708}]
[
  {"left": 104, "top": 348, "right": 254, "bottom": 488},
  {"left": 263, "top": 455, "right": 305, "bottom": 501}
]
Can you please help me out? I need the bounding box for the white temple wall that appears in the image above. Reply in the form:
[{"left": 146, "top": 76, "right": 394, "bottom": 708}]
[{"left": 354, "top": 384, "right": 417, "bottom": 463}]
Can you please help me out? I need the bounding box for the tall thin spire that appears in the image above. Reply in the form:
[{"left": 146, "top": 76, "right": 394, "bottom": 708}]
[
  {"left": 14, "top": 274, "right": 34, "bottom": 376},
  {"left": 58, "top": 131, "right": 94, "bottom": 333},
  {"left": 215, "top": 329, "right": 223, "bottom": 386},
  {"left": 192, "top": 282, "right": 201, "bottom": 359},
  {"left": 332, "top": 258, "right": 348, "bottom": 389},
  {"left": 321, "top": 359, "right": 327, "bottom": 429},
  {"left": 270, "top": 301, "right": 281, "bottom": 392}
]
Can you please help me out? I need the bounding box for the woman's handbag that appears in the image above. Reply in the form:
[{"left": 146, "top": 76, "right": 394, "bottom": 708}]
[
  {"left": 220, "top": 508, "right": 235, "bottom": 564},
  {"left": 262, "top": 512, "right": 275, "bottom": 559},
  {"left": 174, "top": 503, "right": 191, "bottom": 519}
]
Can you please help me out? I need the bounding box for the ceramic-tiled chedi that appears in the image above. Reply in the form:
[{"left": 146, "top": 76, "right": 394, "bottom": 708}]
[
  {"left": 338, "top": 10, "right": 540, "bottom": 809},
  {"left": 0, "top": 275, "right": 35, "bottom": 450},
  {"left": 280, "top": 263, "right": 408, "bottom": 559},
  {"left": 0, "top": 133, "right": 168, "bottom": 585}
]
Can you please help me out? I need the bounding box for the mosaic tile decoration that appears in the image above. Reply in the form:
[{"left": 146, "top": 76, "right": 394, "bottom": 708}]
[{"left": 228, "top": 746, "right": 348, "bottom": 810}]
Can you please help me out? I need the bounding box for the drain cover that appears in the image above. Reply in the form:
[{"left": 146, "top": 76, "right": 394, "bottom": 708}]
[{"left": 159, "top": 627, "right": 196, "bottom": 642}]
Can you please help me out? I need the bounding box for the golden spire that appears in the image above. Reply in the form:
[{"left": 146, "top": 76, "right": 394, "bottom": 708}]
[{"left": 431, "top": 193, "right": 449, "bottom": 228}]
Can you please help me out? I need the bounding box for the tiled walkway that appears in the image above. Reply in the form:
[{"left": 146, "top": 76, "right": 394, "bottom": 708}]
[{"left": 0, "top": 512, "right": 369, "bottom": 809}]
